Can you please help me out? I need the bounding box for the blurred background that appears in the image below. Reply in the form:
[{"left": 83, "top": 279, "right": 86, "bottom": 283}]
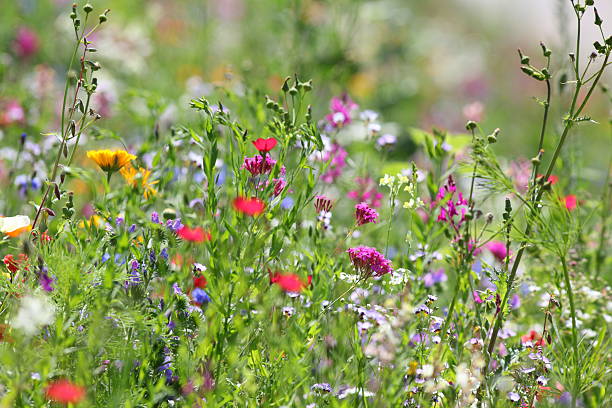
[{"left": 1, "top": 0, "right": 611, "bottom": 188}]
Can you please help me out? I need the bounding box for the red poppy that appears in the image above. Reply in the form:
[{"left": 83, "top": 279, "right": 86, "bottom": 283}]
[
  {"left": 193, "top": 275, "right": 207, "bottom": 289},
  {"left": 521, "top": 330, "right": 546, "bottom": 347},
  {"left": 45, "top": 380, "right": 86, "bottom": 404},
  {"left": 564, "top": 195, "right": 577, "bottom": 211},
  {"left": 269, "top": 271, "right": 312, "bottom": 292},
  {"left": 177, "top": 226, "right": 211, "bottom": 242},
  {"left": 537, "top": 174, "right": 558, "bottom": 185},
  {"left": 252, "top": 137, "right": 277, "bottom": 153},
  {"left": 233, "top": 196, "right": 265, "bottom": 216}
]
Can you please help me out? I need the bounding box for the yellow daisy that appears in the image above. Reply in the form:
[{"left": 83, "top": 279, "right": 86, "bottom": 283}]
[
  {"left": 120, "top": 164, "right": 159, "bottom": 199},
  {"left": 87, "top": 150, "right": 136, "bottom": 173}
]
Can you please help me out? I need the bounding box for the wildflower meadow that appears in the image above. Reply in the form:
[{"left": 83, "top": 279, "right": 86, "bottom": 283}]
[{"left": 1, "top": 1, "right": 611, "bottom": 407}]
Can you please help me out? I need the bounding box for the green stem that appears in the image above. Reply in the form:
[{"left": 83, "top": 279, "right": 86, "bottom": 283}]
[{"left": 560, "top": 257, "right": 579, "bottom": 408}]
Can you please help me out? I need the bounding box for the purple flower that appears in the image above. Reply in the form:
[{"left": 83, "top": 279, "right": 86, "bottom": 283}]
[
  {"left": 422, "top": 268, "right": 447, "bottom": 288},
  {"left": 39, "top": 267, "right": 54, "bottom": 292},
  {"left": 160, "top": 248, "right": 169, "bottom": 261},
  {"left": 510, "top": 294, "right": 521, "bottom": 309},
  {"left": 311, "top": 383, "right": 333, "bottom": 393},
  {"left": 325, "top": 95, "right": 358, "bottom": 128},
  {"left": 101, "top": 253, "right": 111, "bottom": 264},
  {"left": 151, "top": 211, "right": 160, "bottom": 224},
  {"left": 128, "top": 224, "right": 136, "bottom": 233}
]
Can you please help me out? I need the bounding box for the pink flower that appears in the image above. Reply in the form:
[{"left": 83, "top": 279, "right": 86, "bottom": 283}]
[
  {"left": 564, "top": 194, "right": 577, "bottom": 211},
  {"left": 269, "top": 271, "right": 312, "bottom": 293},
  {"left": 355, "top": 202, "right": 378, "bottom": 226},
  {"left": 433, "top": 175, "right": 468, "bottom": 233},
  {"left": 347, "top": 177, "right": 383, "bottom": 208},
  {"left": 508, "top": 159, "right": 531, "bottom": 194},
  {"left": 314, "top": 195, "right": 333, "bottom": 213},
  {"left": 325, "top": 95, "right": 358, "bottom": 128},
  {"left": 321, "top": 144, "right": 348, "bottom": 184},
  {"left": 241, "top": 155, "right": 284, "bottom": 177},
  {"left": 0, "top": 100, "right": 25, "bottom": 127},
  {"left": 347, "top": 246, "right": 393, "bottom": 278},
  {"left": 13, "top": 27, "right": 39, "bottom": 59},
  {"left": 486, "top": 240, "right": 509, "bottom": 262}
]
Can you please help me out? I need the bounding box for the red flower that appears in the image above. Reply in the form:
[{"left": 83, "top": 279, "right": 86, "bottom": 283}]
[
  {"left": 3, "top": 254, "right": 27, "bottom": 273},
  {"left": 269, "top": 271, "right": 312, "bottom": 293},
  {"left": 564, "top": 194, "right": 577, "bottom": 211},
  {"left": 252, "top": 137, "right": 277, "bottom": 153},
  {"left": 193, "top": 275, "right": 207, "bottom": 289},
  {"left": 537, "top": 174, "right": 558, "bottom": 185},
  {"left": 45, "top": 380, "right": 86, "bottom": 404},
  {"left": 521, "top": 330, "right": 546, "bottom": 347},
  {"left": 233, "top": 196, "right": 265, "bottom": 216},
  {"left": 177, "top": 226, "right": 211, "bottom": 242}
]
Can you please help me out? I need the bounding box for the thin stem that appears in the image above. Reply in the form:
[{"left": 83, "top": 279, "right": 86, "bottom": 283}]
[{"left": 560, "top": 257, "right": 579, "bottom": 408}]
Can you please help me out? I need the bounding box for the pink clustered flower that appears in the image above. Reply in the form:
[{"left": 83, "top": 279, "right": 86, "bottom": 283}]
[
  {"left": 347, "top": 177, "right": 383, "bottom": 208},
  {"left": 325, "top": 94, "right": 358, "bottom": 128},
  {"left": 242, "top": 155, "right": 284, "bottom": 177},
  {"left": 314, "top": 195, "right": 333, "bottom": 213},
  {"left": 347, "top": 246, "right": 393, "bottom": 278},
  {"left": 321, "top": 143, "right": 348, "bottom": 184},
  {"left": 433, "top": 175, "right": 468, "bottom": 233},
  {"left": 355, "top": 202, "right": 379, "bottom": 226}
]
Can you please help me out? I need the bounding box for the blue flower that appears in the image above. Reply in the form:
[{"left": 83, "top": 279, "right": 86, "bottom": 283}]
[{"left": 192, "top": 288, "right": 211, "bottom": 305}]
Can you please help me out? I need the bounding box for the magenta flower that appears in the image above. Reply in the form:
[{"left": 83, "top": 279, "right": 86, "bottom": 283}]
[
  {"left": 242, "top": 155, "right": 284, "bottom": 177},
  {"left": 325, "top": 95, "right": 358, "bottom": 128},
  {"left": 347, "top": 177, "right": 383, "bottom": 208},
  {"left": 13, "top": 27, "right": 39, "bottom": 59},
  {"left": 347, "top": 246, "right": 393, "bottom": 278},
  {"left": 433, "top": 175, "right": 468, "bottom": 233},
  {"left": 486, "top": 240, "right": 509, "bottom": 262},
  {"left": 321, "top": 143, "right": 348, "bottom": 183},
  {"left": 355, "top": 202, "right": 379, "bottom": 226}
]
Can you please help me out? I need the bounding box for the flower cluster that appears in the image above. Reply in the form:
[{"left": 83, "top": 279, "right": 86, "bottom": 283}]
[
  {"left": 347, "top": 246, "right": 393, "bottom": 278},
  {"left": 355, "top": 202, "right": 379, "bottom": 225}
]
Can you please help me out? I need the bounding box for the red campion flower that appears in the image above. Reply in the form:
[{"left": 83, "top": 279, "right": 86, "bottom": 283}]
[
  {"left": 177, "top": 226, "right": 211, "bottom": 242},
  {"left": 233, "top": 196, "right": 265, "bottom": 216},
  {"left": 252, "top": 137, "right": 277, "bottom": 153},
  {"left": 564, "top": 194, "right": 577, "bottom": 211},
  {"left": 45, "top": 380, "right": 86, "bottom": 404},
  {"left": 193, "top": 275, "right": 207, "bottom": 289},
  {"left": 269, "top": 271, "right": 312, "bottom": 293}
]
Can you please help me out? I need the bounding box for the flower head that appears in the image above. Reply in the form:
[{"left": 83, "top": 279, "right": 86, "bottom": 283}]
[
  {"left": 242, "top": 155, "right": 279, "bottom": 176},
  {"left": 120, "top": 164, "right": 158, "bottom": 199},
  {"left": 87, "top": 150, "right": 136, "bottom": 173},
  {"left": 177, "top": 226, "right": 211, "bottom": 243},
  {"left": 269, "top": 271, "right": 311, "bottom": 293},
  {"left": 564, "top": 194, "right": 577, "bottom": 211},
  {"left": 355, "top": 202, "right": 379, "bottom": 226},
  {"left": 252, "top": 137, "right": 277, "bottom": 153},
  {"left": 45, "top": 380, "right": 86, "bottom": 404},
  {"left": 347, "top": 246, "right": 393, "bottom": 278},
  {"left": 314, "top": 195, "right": 333, "bottom": 213},
  {"left": 192, "top": 288, "right": 211, "bottom": 305},
  {"left": 0, "top": 215, "right": 31, "bottom": 237},
  {"left": 233, "top": 196, "right": 265, "bottom": 216},
  {"left": 325, "top": 95, "right": 358, "bottom": 128},
  {"left": 13, "top": 27, "right": 39, "bottom": 59},
  {"left": 486, "top": 240, "right": 509, "bottom": 262}
]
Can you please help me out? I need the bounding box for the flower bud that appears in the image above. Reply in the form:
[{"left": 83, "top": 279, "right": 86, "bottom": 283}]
[
  {"left": 302, "top": 80, "right": 312, "bottom": 91},
  {"left": 518, "top": 49, "right": 529, "bottom": 64},
  {"left": 465, "top": 121, "right": 477, "bottom": 131},
  {"left": 594, "top": 8, "right": 602, "bottom": 25},
  {"left": 585, "top": 0, "right": 594, "bottom": 5},
  {"left": 162, "top": 208, "right": 177, "bottom": 221},
  {"left": 531, "top": 156, "right": 541, "bottom": 165},
  {"left": 99, "top": 14, "right": 107, "bottom": 23},
  {"left": 281, "top": 76, "right": 291, "bottom": 93},
  {"left": 83, "top": 3, "right": 93, "bottom": 13},
  {"left": 288, "top": 87, "right": 298, "bottom": 96},
  {"left": 540, "top": 42, "right": 552, "bottom": 57}
]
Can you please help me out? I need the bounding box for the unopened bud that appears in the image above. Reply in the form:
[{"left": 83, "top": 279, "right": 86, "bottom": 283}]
[
  {"left": 83, "top": 3, "right": 93, "bottom": 13},
  {"left": 465, "top": 120, "right": 477, "bottom": 131},
  {"left": 531, "top": 156, "right": 541, "bottom": 165},
  {"left": 302, "top": 80, "right": 312, "bottom": 91},
  {"left": 289, "top": 87, "right": 298, "bottom": 96},
  {"left": 486, "top": 213, "right": 494, "bottom": 223},
  {"left": 518, "top": 49, "right": 529, "bottom": 64},
  {"left": 99, "top": 14, "right": 107, "bottom": 23},
  {"left": 281, "top": 76, "right": 291, "bottom": 93},
  {"left": 540, "top": 42, "right": 552, "bottom": 57},
  {"left": 585, "top": 0, "right": 594, "bottom": 6},
  {"left": 594, "top": 8, "right": 602, "bottom": 25}
]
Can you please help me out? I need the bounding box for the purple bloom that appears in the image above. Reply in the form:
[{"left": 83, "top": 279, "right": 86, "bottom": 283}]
[
  {"left": 510, "top": 294, "right": 521, "bottom": 309},
  {"left": 151, "top": 211, "right": 160, "bottom": 224},
  {"left": 101, "top": 253, "right": 111, "bottom": 264},
  {"left": 311, "top": 383, "right": 332, "bottom": 393},
  {"left": 325, "top": 95, "right": 358, "bottom": 128},
  {"left": 128, "top": 224, "right": 136, "bottom": 233},
  {"left": 422, "top": 268, "right": 447, "bottom": 288},
  {"left": 160, "top": 248, "right": 169, "bottom": 261},
  {"left": 39, "top": 268, "right": 54, "bottom": 292}
]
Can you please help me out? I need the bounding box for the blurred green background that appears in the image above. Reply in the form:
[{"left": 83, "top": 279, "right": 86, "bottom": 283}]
[{"left": 1, "top": 0, "right": 611, "bottom": 190}]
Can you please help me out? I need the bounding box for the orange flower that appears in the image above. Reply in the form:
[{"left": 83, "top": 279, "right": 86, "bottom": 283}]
[
  {"left": 120, "top": 164, "right": 159, "bottom": 199},
  {"left": 0, "top": 215, "right": 31, "bottom": 237},
  {"left": 87, "top": 149, "right": 136, "bottom": 173}
]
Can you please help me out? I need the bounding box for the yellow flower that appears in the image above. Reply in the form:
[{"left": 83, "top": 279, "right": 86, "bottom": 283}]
[
  {"left": 87, "top": 150, "right": 136, "bottom": 173},
  {"left": 78, "top": 215, "right": 103, "bottom": 229},
  {"left": 120, "top": 164, "right": 159, "bottom": 199}
]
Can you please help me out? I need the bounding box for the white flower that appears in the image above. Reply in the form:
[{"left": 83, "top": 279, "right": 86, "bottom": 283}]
[
  {"left": 11, "top": 294, "right": 55, "bottom": 336},
  {"left": 0, "top": 215, "right": 30, "bottom": 234}
]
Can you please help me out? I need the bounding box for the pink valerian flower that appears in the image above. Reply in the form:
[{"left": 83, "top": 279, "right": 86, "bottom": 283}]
[
  {"left": 486, "top": 240, "right": 510, "bottom": 262},
  {"left": 321, "top": 143, "right": 348, "bottom": 183},
  {"left": 314, "top": 195, "right": 333, "bottom": 213},
  {"left": 13, "top": 27, "right": 39, "bottom": 59},
  {"left": 355, "top": 202, "right": 379, "bottom": 226},
  {"left": 564, "top": 194, "right": 577, "bottom": 211},
  {"left": 347, "top": 177, "right": 383, "bottom": 208},
  {"left": 432, "top": 175, "right": 468, "bottom": 233},
  {"left": 325, "top": 94, "right": 358, "bottom": 128},
  {"left": 347, "top": 246, "right": 393, "bottom": 278},
  {"left": 242, "top": 155, "right": 284, "bottom": 177}
]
